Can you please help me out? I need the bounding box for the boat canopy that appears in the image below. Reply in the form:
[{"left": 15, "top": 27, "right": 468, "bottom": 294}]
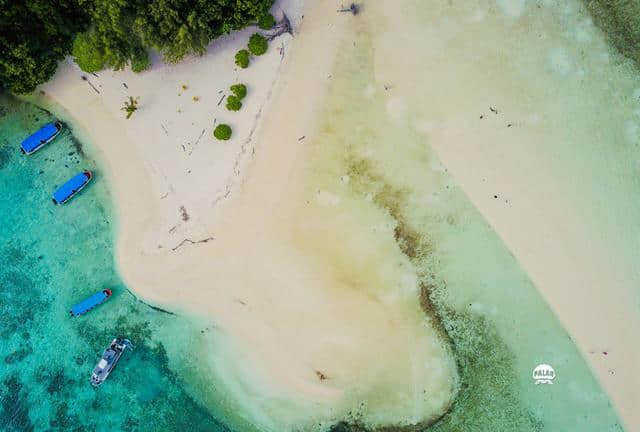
[
  {"left": 70, "top": 289, "right": 111, "bottom": 316},
  {"left": 20, "top": 123, "right": 60, "bottom": 154},
  {"left": 53, "top": 171, "right": 91, "bottom": 204}
]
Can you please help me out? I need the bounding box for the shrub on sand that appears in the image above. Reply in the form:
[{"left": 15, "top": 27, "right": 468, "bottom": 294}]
[
  {"left": 230, "top": 83, "right": 247, "bottom": 100},
  {"left": 226, "top": 95, "right": 242, "bottom": 111},
  {"left": 248, "top": 33, "right": 268, "bottom": 56},
  {"left": 214, "top": 124, "right": 232, "bottom": 140},
  {"left": 235, "top": 49, "right": 250, "bottom": 68}
]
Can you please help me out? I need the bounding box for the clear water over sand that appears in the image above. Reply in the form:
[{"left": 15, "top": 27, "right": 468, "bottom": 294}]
[
  {"left": 0, "top": 95, "right": 240, "bottom": 431},
  {"left": 285, "top": 0, "right": 629, "bottom": 429}
]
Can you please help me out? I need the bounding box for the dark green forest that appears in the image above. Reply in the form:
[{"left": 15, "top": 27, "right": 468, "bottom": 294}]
[{"left": 0, "top": 0, "right": 274, "bottom": 94}]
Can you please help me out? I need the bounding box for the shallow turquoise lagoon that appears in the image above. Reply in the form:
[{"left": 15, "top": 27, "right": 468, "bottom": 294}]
[{"left": 0, "top": 94, "right": 230, "bottom": 431}]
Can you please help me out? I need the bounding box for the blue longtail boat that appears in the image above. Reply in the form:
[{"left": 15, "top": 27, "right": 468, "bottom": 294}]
[
  {"left": 70, "top": 289, "right": 112, "bottom": 317},
  {"left": 20, "top": 121, "right": 63, "bottom": 155},
  {"left": 52, "top": 171, "right": 92, "bottom": 204}
]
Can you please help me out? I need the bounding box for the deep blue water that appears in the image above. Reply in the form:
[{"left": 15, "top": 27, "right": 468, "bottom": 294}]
[{"left": 0, "top": 94, "right": 230, "bottom": 431}]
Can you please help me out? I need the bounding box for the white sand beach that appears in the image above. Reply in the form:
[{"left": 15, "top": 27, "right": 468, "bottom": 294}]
[
  {"left": 38, "top": 1, "right": 458, "bottom": 430},
  {"left": 35, "top": 0, "right": 640, "bottom": 430}
]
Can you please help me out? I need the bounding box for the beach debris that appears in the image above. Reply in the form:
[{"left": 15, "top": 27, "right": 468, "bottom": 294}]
[
  {"left": 125, "top": 288, "right": 176, "bottom": 315},
  {"left": 298, "top": 135, "right": 305, "bottom": 141},
  {"left": 171, "top": 236, "right": 215, "bottom": 252},
  {"left": 315, "top": 370, "right": 328, "bottom": 381},
  {"left": 337, "top": 3, "right": 360, "bottom": 14},
  {"left": 122, "top": 82, "right": 128, "bottom": 89},
  {"left": 160, "top": 192, "right": 169, "bottom": 199},
  {"left": 384, "top": 84, "right": 393, "bottom": 91},
  {"left": 81, "top": 75, "right": 100, "bottom": 94},
  {"left": 266, "top": 13, "right": 293, "bottom": 42},
  {"left": 179, "top": 206, "right": 189, "bottom": 221},
  {"left": 489, "top": 106, "right": 498, "bottom": 114},
  {"left": 217, "top": 95, "right": 226, "bottom": 106},
  {"left": 191, "top": 129, "right": 206, "bottom": 153},
  {"left": 161, "top": 123, "right": 169, "bottom": 135},
  {"left": 507, "top": 123, "right": 513, "bottom": 127}
]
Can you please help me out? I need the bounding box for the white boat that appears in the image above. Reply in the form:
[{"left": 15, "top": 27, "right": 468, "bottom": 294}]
[{"left": 91, "top": 338, "right": 132, "bottom": 386}]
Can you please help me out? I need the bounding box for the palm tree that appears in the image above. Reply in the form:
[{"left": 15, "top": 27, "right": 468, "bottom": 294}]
[{"left": 121, "top": 96, "right": 139, "bottom": 119}]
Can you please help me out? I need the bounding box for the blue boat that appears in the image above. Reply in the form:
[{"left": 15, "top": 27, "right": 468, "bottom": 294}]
[
  {"left": 52, "top": 170, "right": 92, "bottom": 204},
  {"left": 20, "top": 121, "right": 63, "bottom": 155},
  {"left": 70, "top": 289, "right": 112, "bottom": 317}
]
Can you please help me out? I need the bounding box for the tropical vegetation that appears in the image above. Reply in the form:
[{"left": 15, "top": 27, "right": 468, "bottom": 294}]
[
  {"left": 230, "top": 84, "right": 247, "bottom": 100},
  {"left": 121, "top": 96, "right": 139, "bottom": 119},
  {"left": 214, "top": 123, "right": 232, "bottom": 140},
  {"left": 248, "top": 33, "right": 268, "bottom": 56},
  {"left": 235, "top": 50, "right": 250, "bottom": 69},
  {"left": 1, "top": 0, "right": 275, "bottom": 93},
  {"left": 226, "top": 95, "right": 242, "bottom": 111}
]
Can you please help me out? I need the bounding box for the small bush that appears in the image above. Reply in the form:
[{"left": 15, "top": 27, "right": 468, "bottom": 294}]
[
  {"left": 226, "top": 95, "right": 242, "bottom": 111},
  {"left": 214, "top": 124, "right": 232, "bottom": 140},
  {"left": 230, "top": 84, "right": 247, "bottom": 100},
  {"left": 248, "top": 33, "right": 268, "bottom": 56},
  {"left": 258, "top": 13, "right": 276, "bottom": 30},
  {"left": 235, "top": 49, "right": 250, "bottom": 68}
]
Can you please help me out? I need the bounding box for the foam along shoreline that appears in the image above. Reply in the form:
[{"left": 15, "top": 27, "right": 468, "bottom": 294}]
[{"left": 36, "top": 0, "right": 459, "bottom": 430}]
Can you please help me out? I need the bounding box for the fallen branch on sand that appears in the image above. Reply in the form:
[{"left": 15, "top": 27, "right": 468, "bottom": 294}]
[
  {"left": 171, "top": 236, "right": 215, "bottom": 251},
  {"left": 266, "top": 13, "right": 293, "bottom": 41},
  {"left": 81, "top": 75, "right": 100, "bottom": 94}
]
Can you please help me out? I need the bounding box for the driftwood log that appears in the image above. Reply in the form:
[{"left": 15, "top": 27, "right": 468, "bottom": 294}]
[{"left": 337, "top": 3, "right": 359, "bottom": 15}]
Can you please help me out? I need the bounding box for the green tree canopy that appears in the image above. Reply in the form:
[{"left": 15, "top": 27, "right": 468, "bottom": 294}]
[
  {"left": 0, "top": 0, "right": 88, "bottom": 93},
  {"left": 1, "top": 0, "right": 274, "bottom": 92},
  {"left": 72, "top": 30, "right": 106, "bottom": 73}
]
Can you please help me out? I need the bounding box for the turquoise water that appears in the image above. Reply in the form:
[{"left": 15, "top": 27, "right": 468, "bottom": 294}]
[{"left": 0, "top": 94, "right": 230, "bottom": 431}]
